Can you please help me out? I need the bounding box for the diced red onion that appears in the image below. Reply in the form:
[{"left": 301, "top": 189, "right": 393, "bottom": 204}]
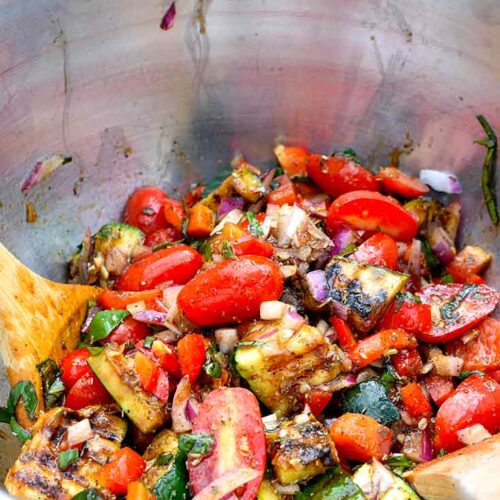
[
  {"left": 257, "top": 328, "right": 278, "bottom": 340},
  {"left": 260, "top": 301, "right": 288, "bottom": 320},
  {"left": 261, "top": 168, "right": 276, "bottom": 189},
  {"left": 403, "top": 430, "right": 433, "bottom": 463},
  {"left": 21, "top": 154, "right": 70, "bottom": 193},
  {"left": 262, "top": 413, "right": 279, "bottom": 431},
  {"left": 185, "top": 399, "right": 199, "bottom": 423},
  {"left": 126, "top": 301, "right": 146, "bottom": 314},
  {"left": 81, "top": 305, "right": 102, "bottom": 334},
  {"left": 316, "top": 319, "right": 329, "bottom": 335},
  {"left": 300, "top": 194, "right": 329, "bottom": 218},
  {"left": 132, "top": 310, "right": 168, "bottom": 326},
  {"left": 211, "top": 208, "right": 244, "bottom": 235},
  {"left": 330, "top": 299, "right": 348, "bottom": 320},
  {"left": 277, "top": 205, "right": 308, "bottom": 246},
  {"left": 407, "top": 239, "right": 424, "bottom": 281},
  {"left": 427, "top": 224, "right": 456, "bottom": 265},
  {"left": 67, "top": 419, "right": 93, "bottom": 446},
  {"left": 172, "top": 375, "right": 192, "bottom": 433},
  {"left": 317, "top": 373, "right": 357, "bottom": 392},
  {"left": 162, "top": 285, "right": 184, "bottom": 308},
  {"left": 419, "top": 169, "right": 462, "bottom": 194},
  {"left": 192, "top": 468, "right": 260, "bottom": 500},
  {"left": 160, "top": 1, "right": 176, "bottom": 30},
  {"left": 432, "top": 353, "right": 463, "bottom": 377},
  {"left": 217, "top": 197, "right": 245, "bottom": 221},
  {"left": 330, "top": 227, "right": 358, "bottom": 256},
  {"left": 215, "top": 328, "right": 239, "bottom": 354},
  {"left": 457, "top": 424, "right": 492, "bottom": 446},
  {"left": 281, "top": 310, "right": 305, "bottom": 331},
  {"left": 421, "top": 427, "right": 433, "bottom": 461},
  {"left": 306, "top": 270, "right": 329, "bottom": 302}
]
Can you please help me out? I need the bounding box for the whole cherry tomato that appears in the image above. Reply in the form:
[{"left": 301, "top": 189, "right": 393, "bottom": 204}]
[
  {"left": 378, "top": 167, "right": 429, "bottom": 198},
  {"left": 60, "top": 349, "right": 92, "bottom": 389},
  {"left": 105, "top": 317, "right": 151, "bottom": 345},
  {"left": 116, "top": 245, "right": 203, "bottom": 291},
  {"left": 351, "top": 232, "right": 398, "bottom": 270},
  {"left": 124, "top": 187, "right": 169, "bottom": 235},
  {"left": 177, "top": 255, "right": 284, "bottom": 326},
  {"left": 65, "top": 371, "right": 112, "bottom": 410}
]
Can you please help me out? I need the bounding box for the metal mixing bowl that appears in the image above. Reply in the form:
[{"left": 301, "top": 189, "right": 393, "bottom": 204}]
[{"left": 1, "top": 0, "right": 499, "bottom": 492}]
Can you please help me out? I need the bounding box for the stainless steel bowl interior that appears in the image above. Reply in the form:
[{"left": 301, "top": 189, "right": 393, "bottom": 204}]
[{"left": 0, "top": 0, "right": 499, "bottom": 487}]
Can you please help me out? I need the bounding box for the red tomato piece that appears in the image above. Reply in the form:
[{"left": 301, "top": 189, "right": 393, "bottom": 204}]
[
  {"left": 185, "top": 184, "right": 205, "bottom": 208},
  {"left": 124, "top": 187, "right": 169, "bottom": 235},
  {"left": 152, "top": 370, "right": 170, "bottom": 401},
  {"left": 177, "top": 255, "right": 284, "bottom": 326},
  {"left": 231, "top": 236, "right": 275, "bottom": 258},
  {"left": 99, "top": 448, "right": 146, "bottom": 496},
  {"left": 306, "top": 390, "right": 332, "bottom": 417},
  {"left": 134, "top": 352, "right": 159, "bottom": 393},
  {"left": 105, "top": 317, "right": 150, "bottom": 345},
  {"left": 351, "top": 233, "right": 398, "bottom": 270},
  {"left": 97, "top": 289, "right": 163, "bottom": 310},
  {"left": 434, "top": 374, "right": 500, "bottom": 452},
  {"left": 330, "top": 316, "right": 356, "bottom": 349},
  {"left": 417, "top": 284, "right": 499, "bottom": 343},
  {"left": 274, "top": 144, "right": 310, "bottom": 178},
  {"left": 487, "top": 369, "right": 500, "bottom": 384},
  {"left": 65, "top": 371, "right": 112, "bottom": 410},
  {"left": 400, "top": 382, "right": 433, "bottom": 419},
  {"left": 392, "top": 349, "right": 423, "bottom": 378},
  {"left": 379, "top": 300, "right": 432, "bottom": 337},
  {"left": 60, "top": 349, "right": 92, "bottom": 390},
  {"left": 378, "top": 167, "right": 430, "bottom": 198},
  {"left": 307, "top": 155, "right": 379, "bottom": 198},
  {"left": 188, "top": 388, "right": 266, "bottom": 500},
  {"left": 151, "top": 340, "right": 181, "bottom": 378},
  {"left": 326, "top": 190, "right": 418, "bottom": 241},
  {"left": 424, "top": 374, "right": 454, "bottom": 406},
  {"left": 177, "top": 334, "right": 206, "bottom": 384},
  {"left": 348, "top": 329, "right": 417, "bottom": 370},
  {"left": 144, "top": 226, "right": 182, "bottom": 247},
  {"left": 266, "top": 176, "right": 297, "bottom": 206},
  {"left": 445, "top": 318, "right": 500, "bottom": 372},
  {"left": 116, "top": 245, "right": 203, "bottom": 291}
]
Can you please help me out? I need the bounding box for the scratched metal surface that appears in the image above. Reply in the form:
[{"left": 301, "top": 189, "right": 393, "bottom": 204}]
[{"left": 0, "top": 0, "right": 499, "bottom": 488}]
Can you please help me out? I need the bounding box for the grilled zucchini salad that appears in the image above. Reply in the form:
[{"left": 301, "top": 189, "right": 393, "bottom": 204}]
[{"left": 2, "top": 142, "right": 499, "bottom": 500}]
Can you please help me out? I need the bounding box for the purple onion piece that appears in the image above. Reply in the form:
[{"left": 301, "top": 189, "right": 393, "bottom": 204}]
[
  {"left": 217, "top": 197, "right": 245, "bottom": 220},
  {"left": 419, "top": 169, "right": 462, "bottom": 194},
  {"left": 330, "top": 227, "right": 357, "bottom": 256},
  {"left": 81, "top": 305, "right": 102, "bottom": 333},
  {"left": 21, "top": 155, "right": 71, "bottom": 193},
  {"left": 160, "top": 2, "right": 176, "bottom": 31},
  {"left": 428, "top": 224, "right": 456, "bottom": 265},
  {"left": 185, "top": 399, "right": 198, "bottom": 423},
  {"left": 421, "top": 427, "right": 434, "bottom": 462},
  {"left": 132, "top": 310, "right": 168, "bottom": 325},
  {"left": 306, "top": 270, "right": 329, "bottom": 302},
  {"left": 330, "top": 299, "right": 348, "bottom": 320}
]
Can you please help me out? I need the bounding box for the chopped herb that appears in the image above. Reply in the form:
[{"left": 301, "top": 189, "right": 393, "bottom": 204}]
[
  {"left": 86, "top": 310, "right": 130, "bottom": 343},
  {"left": 71, "top": 488, "right": 103, "bottom": 500},
  {"left": 441, "top": 273, "right": 454, "bottom": 284},
  {"left": 394, "top": 291, "right": 421, "bottom": 312},
  {"left": 152, "top": 241, "right": 173, "bottom": 251},
  {"left": 385, "top": 454, "right": 415, "bottom": 476},
  {"left": 77, "top": 343, "right": 104, "bottom": 356},
  {"left": 440, "top": 284, "right": 478, "bottom": 323},
  {"left": 475, "top": 115, "right": 498, "bottom": 225},
  {"left": 204, "top": 166, "right": 232, "bottom": 194},
  {"left": 237, "top": 341, "right": 265, "bottom": 347},
  {"left": 437, "top": 448, "right": 446, "bottom": 457},
  {"left": 458, "top": 370, "right": 484, "bottom": 380},
  {"left": 334, "top": 148, "right": 360, "bottom": 162},
  {"left": 274, "top": 165, "right": 284, "bottom": 176},
  {"left": 339, "top": 242, "right": 357, "bottom": 257},
  {"left": 203, "top": 342, "right": 222, "bottom": 378},
  {"left": 10, "top": 417, "right": 31, "bottom": 443},
  {"left": 87, "top": 299, "right": 97, "bottom": 308},
  {"left": 155, "top": 452, "right": 174, "bottom": 466},
  {"left": 144, "top": 336, "right": 155, "bottom": 349},
  {"left": 221, "top": 240, "right": 236, "bottom": 259},
  {"left": 291, "top": 175, "right": 313, "bottom": 184},
  {"left": 422, "top": 239, "right": 443, "bottom": 275},
  {"left": 62, "top": 156, "right": 73, "bottom": 165},
  {"left": 142, "top": 207, "right": 155, "bottom": 215},
  {"left": 59, "top": 449, "right": 79, "bottom": 470},
  {"left": 246, "top": 211, "right": 264, "bottom": 237},
  {"left": 0, "top": 380, "right": 38, "bottom": 423},
  {"left": 380, "top": 363, "right": 398, "bottom": 391},
  {"left": 179, "top": 432, "right": 214, "bottom": 456}
]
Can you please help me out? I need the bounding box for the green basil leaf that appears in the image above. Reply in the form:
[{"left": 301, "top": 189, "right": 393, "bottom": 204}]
[
  {"left": 203, "top": 343, "right": 222, "bottom": 379},
  {"left": 59, "top": 449, "right": 79, "bottom": 470},
  {"left": 144, "top": 336, "right": 155, "bottom": 349},
  {"left": 221, "top": 240, "right": 236, "bottom": 260},
  {"left": 178, "top": 433, "right": 214, "bottom": 456},
  {"left": 385, "top": 454, "right": 415, "bottom": 477},
  {"left": 458, "top": 370, "right": 484, "bottom": 380},
  {"left": 87, "top": 310, "right": 129, "bottom": 343},
  {"left": 71, "top": 488, "right": 103, "bottom": 500},
  {"left": 339, "top": 242, "right": 357, "bottom": 257},
  {"left": 10, "top": 417, "right": 31, "bottom": 443},
  {"left": 440, "top": 273, "right": 454, "bottom": 284},
  {"left": 0, "top": 380, "right": 38, "bottom": 422},
  {"left": 246, "top": 212, "right": 264, "bottom": 237},
  {"left": 394, "top": 291, "right": 421, "bottom": 312},
  {"left": 155, "top": 452, "right": 174, "bottom": 466},
  {"left": 439, "top": 284, "right": 479, "bottom": 323},
  {"left": 37, "top": 358, "right": 65, "bottom": 409}
]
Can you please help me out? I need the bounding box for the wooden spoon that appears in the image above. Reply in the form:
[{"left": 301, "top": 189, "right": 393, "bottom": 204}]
[{"left": 0, "top": 243, "right": 99, "bottom": 427}]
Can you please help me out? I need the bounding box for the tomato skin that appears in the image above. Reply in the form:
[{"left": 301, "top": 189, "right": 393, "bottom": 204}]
[
  {"left": 151, "top": 340, "right": 181, "bottom": 378},
  {"left": 99, "top": 448, "right": 146, "bottom": 496},
  {"left": 424, "top": 375, "right": 454, "bottom": 406},
  {"left": 274, "top": 144, "right": 310, "bottom": 178},
  {"left": 351, "top": 232, "right": 398, "bottom": 270},
  {"left": 400, "top": 382, "right": 433, "bottom": 419},
  {"left": 188, "top": 388, "right": 266, "bottom": 500},
  {"left": 417, "top": 284, "right": 499, "bottom": 343},
  {"left": 326, "top": 190, "right": 418, "bottom": 241},
  {"left": 232, "top": 236, "right": 275, "bottom": 258},
  {"left": 163, "top": 198, "right": 186, "bottom": 232},
  {"left": 177, "top": 334, "right": 206, "bottom": 384},
  {"left": 306, "top": 390, "right": 332, "bottom": 417},
  {"left": 379, "top": 300, "right": 432, "bottom": 338},
  {"left": 116, "top": 245, "right": 203, "bottom": 291},
  {"left": 266, "top": 181, "right": 296, "bottom": 206},
  {"left": 177, "top": 255, "right": 284, "bottom": 326},
  {"left": 60, "top": 349, "right": 92, "bottom": 390},
  {"left": 434, "top": 374, "right": 500, "bottom": 452},
  {"left": 144, "top": 226, "right": 182, "bottom": 247},
  {"left": 307, "top": 155, "right": 379, "bottom": 198},
  {"left": 445, "top": 318, "right": 500, "bottom": 371},
  {"left": 330, "top": 316, "right": 356, "bottom": 349},
  {"left": 65, "top": 371, "right": 112, "bottom": 410},
  {"left": 97, "top": 289, "right": 162, "bottom": 310},
  {"left": 378, "top": 167, "right": 430, "bottom": 198},
  {"left": 124, "top": 187, "right": 169, "bottom": 235},
  {"left": 392, "top": 349, "right": 423, "bottom": 378},
  {"left": 105, "top": 317, "right": 150, "bottom": 345}
]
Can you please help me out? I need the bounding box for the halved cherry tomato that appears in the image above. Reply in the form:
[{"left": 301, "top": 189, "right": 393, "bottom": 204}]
[
  {"left": 330, "top": 413, "right": 392, "bottom": 462},
  {"left": 177, "top": 255, "right": 284, "bottom": 326},
  {"left": 105, "top": 317, "right": 150, "bottom": 345},
  {"left": 326, "top": 190, "right": 418, "bottom": 241},
  {"left": 379, "top": 299, "right": 432, "bottom": 337},
  {"left": 232, "top": 236, "right": 275, "bottom": 258},
  {"left": 60, "top": 349, "right": 92, "bottom": 389},
  {"left": 445, "top": 318, "right": 500, "bottom": 371},
  {"left": 330, "top": 316, "right": 356, "bottom": 349},
  {"left": 65, "top": 371, "right": 112, "bottom": 410},
  {"left": 400, "top": 382, "right": 433, "bottom": 419},
  {"left": 274, "top": 144, "right": 310, "bottom": 178},
  {"left": 378, "top": 167, "right": 429, "bottom": 198},
  {"left": 144, "top": 226, "right": 182, "bottom": 247},
  {"left": 392, "top": 349, "right": 423, "bottom": 378},
  {"left": 151, "top": 340, "right": 181, "bottom": 378},
  {"left": 348, "top": 329, "right": 417, "bottom": 370},
  {"left": 187, "top": 203, "right": 215, "bottom": 238},
  {"left": 306, "top": 390, "right": 332, "bottom": 417},
  {"left": 163, "top": 198, "right": 186, "bottom": 232},
  {"left": 124, "top": 187, "right": 169, "bottom": 235},
  {"left": 351, "top": 233, "right": 398, "bottom": 270},
  {"left": 434, "top": 374, "right": 500, "bottom": 452},
  {"left": 417, "top": 284, "right": 499, "bottom": 343},
  {"left": 266, "top": 176, "right": 296, "bottom": 206},
  {"left": 99, "top": 447, "right": 146, "bottom": 496},
  {"left": 424, "top": 374, "right": 454, "bottom": 406},
  {"left": 188, "top": 388, "right": 266, "bottom": 500},
  {"left": 97, "top": 289, "right": 163, "bottom": 310},
  {"left": 307, "top": 155, "right": 379, "bottom": 198},
  {"left": 177, "top": 334, "right": 206, "bottom": 384},
  {"left": 116, "top": 245, "right": 203, "bottom": 291}
]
